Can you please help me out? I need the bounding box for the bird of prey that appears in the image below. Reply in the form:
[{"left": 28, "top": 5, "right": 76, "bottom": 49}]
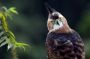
[{"left": 45, "top": 4, "right": 85, "bottom": 59}]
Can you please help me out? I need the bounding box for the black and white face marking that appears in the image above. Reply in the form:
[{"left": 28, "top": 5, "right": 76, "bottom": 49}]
[
  {"left": 46, "top": 4, "right": 71, "bottom": 32},
  {"left": 53, "top": 19, "right": 63, "bottom": 30},
  {"left": 50, "top": 12, "right": 64, "bottom": 30}
]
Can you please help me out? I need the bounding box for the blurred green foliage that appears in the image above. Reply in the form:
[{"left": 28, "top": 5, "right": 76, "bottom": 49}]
[
  {"left": 0, "top": 0, "right": 90, "bottom": 59},
  {"left": 78, "top": 6, "right": 90, "bottom": 59},
  {"left": 0, "top": 6, "right": 29, "bottom": 50},
  {"left": 78, "top": 10, "right": 90, "bottom": 37}
]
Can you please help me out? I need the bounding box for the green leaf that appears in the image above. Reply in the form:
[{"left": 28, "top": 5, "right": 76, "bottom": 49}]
[
  {"left": 0, "top": 6, "right": 30, "bottom": 51},
  {"left": 15, "top": 42, "right": 29, "bottom": 51},
  {"left": 7, "top": 31, "right": 29, "bottom": 50},
  {"left": 8, "top": 7, "right": 18, "bottom": 14},
  {"left": 4, "top": 11, "right": 13, "bottom": 20},
  {"left": 1, "top": 6, "right": 18, "bottom": 20}
]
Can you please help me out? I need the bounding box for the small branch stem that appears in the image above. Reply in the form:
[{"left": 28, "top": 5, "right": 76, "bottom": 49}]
[{"left": 11, "top": 47, "right": 18, "bottom": 59}]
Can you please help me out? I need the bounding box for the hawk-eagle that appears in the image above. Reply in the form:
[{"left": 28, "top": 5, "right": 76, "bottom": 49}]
[{"left": 45, "top": 4, "right": 85, "bottom": 59}]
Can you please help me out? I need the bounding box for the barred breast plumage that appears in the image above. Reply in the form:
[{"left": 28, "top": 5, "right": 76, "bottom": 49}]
[{"left": 46, "top": 31, "right": 85, "bottom": 59}]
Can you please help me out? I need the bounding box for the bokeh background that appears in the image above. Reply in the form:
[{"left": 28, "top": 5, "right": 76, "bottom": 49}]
[{"left": 0, "top": 0, "right": 90, "bottom": 59}]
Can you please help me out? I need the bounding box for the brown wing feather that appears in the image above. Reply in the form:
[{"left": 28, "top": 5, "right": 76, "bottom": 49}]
[{"left": 46, "top": 31, "right": 85, "bottom": 59}]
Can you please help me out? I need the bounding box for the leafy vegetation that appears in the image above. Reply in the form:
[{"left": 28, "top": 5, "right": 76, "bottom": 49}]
[{"left": 0, "top": 6, "right": 29, "bottom": 50}]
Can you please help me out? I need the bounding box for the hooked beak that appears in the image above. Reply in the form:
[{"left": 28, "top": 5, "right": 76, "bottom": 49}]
[{"left": 45, "top": 3, "right": 56, "bottom": 14}]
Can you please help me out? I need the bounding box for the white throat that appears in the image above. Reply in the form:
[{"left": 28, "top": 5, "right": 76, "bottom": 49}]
[{"left": 53, "top": 20, "right": 63, "bottom": 30}]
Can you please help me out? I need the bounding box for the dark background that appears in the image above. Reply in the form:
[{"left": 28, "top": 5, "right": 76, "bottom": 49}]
[{"left": 0, "top": 0, "right": 90, "bottom": 59}]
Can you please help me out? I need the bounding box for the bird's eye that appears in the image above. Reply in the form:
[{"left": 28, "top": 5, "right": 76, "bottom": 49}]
[{"left": 51, "top": 21, "right": 54, "bottom": 24}]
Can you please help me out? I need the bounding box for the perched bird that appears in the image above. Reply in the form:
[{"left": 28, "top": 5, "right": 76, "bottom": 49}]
[{"left": 45, "top": 4, "right": 85, "bottom": 59}]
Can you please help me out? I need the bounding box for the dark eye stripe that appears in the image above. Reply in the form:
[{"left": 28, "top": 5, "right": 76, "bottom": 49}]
[{"left": 56, "top": 21, "right": 59, "bottom": 25}]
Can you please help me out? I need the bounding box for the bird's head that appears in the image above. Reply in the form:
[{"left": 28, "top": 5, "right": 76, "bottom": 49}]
[{"left": 45, "top": 4, "right": 71, "bottom": 33}]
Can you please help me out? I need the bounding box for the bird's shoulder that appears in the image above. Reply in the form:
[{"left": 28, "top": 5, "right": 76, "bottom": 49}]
[
  {"left": 46, "top": 30, "right": 81, "bottom": 41},
  {"left": 46, "top": 30, "right": 84, "bottom": 47}
]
